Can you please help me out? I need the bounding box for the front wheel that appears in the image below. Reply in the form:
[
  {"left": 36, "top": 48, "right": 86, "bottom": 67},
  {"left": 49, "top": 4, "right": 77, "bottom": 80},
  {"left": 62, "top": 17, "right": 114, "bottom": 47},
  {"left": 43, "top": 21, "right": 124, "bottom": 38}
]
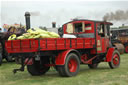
[
  {"left": 57, "top": 53, "right": 80, "bottom": 77},
  {"left": 109, "top": 50, "right": 120, "bottom": 69}
]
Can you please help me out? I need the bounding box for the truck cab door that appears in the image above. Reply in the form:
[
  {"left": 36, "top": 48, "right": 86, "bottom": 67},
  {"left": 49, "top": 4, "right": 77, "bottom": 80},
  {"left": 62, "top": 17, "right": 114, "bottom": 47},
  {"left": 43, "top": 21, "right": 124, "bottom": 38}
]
[{"left": 96, "top": 23, "right": 110, "bottom": 54}]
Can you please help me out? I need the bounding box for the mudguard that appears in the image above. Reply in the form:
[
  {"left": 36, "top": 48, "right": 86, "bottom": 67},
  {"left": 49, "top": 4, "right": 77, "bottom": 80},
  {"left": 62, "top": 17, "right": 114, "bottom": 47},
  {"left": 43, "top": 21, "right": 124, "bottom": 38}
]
[
  {"left": 105, "top": 47, "right": 115, "bottom": 62},
  {"left": 55, "top": 49, "right": 80, "bottom": 65}
]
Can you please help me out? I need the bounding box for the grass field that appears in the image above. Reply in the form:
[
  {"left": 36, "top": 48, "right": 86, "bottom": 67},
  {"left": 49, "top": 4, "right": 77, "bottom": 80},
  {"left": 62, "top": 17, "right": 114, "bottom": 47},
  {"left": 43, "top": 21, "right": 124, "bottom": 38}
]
[{"left": 0, "top": 54, "right": 128, "bottom": 85}]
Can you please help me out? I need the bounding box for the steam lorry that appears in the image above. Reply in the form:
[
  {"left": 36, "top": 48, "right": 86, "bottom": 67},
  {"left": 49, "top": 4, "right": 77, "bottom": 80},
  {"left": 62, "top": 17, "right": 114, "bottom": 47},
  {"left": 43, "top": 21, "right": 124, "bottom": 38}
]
[{"left": 5, "top": 12, "right": 120, "bottom": 77}]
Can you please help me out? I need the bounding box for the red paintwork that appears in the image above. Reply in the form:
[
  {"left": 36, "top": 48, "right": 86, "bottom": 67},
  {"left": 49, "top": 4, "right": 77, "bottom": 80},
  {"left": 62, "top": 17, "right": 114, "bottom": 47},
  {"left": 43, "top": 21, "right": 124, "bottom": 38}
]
[
  {"left": 90, "top": 49, "right": 96, "bottom": 54},
  {"left": 68, "top": 58, "right": 77, "bottom": 72},
  {"left": 81, "top": 54, "right": 88, "bottom": 63},
  {"left": 40, "top": 38, "right": 95, "bottom": 50},
  {"left": 105, "top": 47, "right": 115, "bottom": 62},
  {"left": 55, "top": 49, "right": 77, "bottom": 65},
  {"left": 24, "top": 58, "right": 33, "bottom": 65},
  {"left": 81, "top": 55, "right": 97, "bottom": 64},
  {"left": 6, "top": 38, "right": 95, "bottom": 53},
  {"left": 5, "top": 39, "right": 39, "bottom": 53},
  {"left": 96, "top": 23, "right": 110, "bottom": 53},
  {"left": 125, "top": 46, "right": 128, "bottom": 53},
  {"left": 63, "top": 21, "right": 94, "bottom": 34},
  {"left": 112, "top": 54, "right": 120, "bottom": 65}
]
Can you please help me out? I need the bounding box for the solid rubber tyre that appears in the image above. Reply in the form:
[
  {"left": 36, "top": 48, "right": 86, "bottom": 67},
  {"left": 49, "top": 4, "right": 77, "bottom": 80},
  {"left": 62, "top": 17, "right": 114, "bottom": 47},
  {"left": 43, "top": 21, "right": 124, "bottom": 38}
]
[
  {"left": 109, "top": 50, "right": 120, "bottom": 69},
  {"left": 57, "top": 53, "right": 80, "bottom": 77},
  {"left": 27, "top": 59, "right": 50, "bottom": 76}
]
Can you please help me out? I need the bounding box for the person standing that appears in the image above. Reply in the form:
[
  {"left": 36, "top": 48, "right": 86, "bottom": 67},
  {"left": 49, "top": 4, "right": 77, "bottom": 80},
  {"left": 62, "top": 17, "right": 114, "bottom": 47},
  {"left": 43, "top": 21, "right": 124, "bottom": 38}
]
[{"left": 3, "top": 24, "right": 10, "bottom": 32}]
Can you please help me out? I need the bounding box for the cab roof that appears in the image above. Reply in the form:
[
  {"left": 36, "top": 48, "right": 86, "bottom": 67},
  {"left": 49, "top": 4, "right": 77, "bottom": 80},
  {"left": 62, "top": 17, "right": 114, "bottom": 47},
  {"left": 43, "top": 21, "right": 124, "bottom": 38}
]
[{"left": 63, "top": 19, "right": 113, "bottom": 25}]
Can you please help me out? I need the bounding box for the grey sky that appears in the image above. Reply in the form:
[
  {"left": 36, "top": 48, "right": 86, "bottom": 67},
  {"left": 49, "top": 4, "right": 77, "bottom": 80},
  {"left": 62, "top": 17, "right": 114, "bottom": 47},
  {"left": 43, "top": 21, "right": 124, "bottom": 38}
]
[{"left": 1, "top": 1, "right": 128, "bottom": 28}]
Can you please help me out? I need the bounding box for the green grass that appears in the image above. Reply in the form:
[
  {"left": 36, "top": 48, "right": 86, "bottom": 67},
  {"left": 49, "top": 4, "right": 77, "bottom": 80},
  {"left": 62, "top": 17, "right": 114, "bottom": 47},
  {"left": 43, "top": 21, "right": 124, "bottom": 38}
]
[{"left": 0, "top": 54, "right": 128, "bottom": 85}]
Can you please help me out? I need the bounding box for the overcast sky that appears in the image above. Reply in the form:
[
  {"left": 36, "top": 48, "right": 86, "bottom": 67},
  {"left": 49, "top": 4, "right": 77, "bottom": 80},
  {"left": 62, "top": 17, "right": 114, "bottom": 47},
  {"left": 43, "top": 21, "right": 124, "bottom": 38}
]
[{"left": 1, "top": 0, "right": 128, "bottom": 28}]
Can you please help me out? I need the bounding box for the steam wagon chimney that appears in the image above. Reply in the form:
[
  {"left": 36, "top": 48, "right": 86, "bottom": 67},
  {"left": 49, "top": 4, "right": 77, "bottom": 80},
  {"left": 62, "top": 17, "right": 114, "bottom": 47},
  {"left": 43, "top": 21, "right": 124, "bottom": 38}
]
[
  {"left": 25, "top": 12, "right": 31, "bottom": 30},
  {"left": 52, "top": 22, "right": 56, "bottom": 28}
]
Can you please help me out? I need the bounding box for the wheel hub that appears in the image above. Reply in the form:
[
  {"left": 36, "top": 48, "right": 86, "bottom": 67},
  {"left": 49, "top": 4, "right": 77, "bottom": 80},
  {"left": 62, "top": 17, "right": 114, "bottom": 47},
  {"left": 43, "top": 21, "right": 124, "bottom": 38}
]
[
  {"left": 68, "top": 58, "right": 77, "bottom": 72},
  {"left": 113, "top": 54, "right": 119, "bottom": 65}
]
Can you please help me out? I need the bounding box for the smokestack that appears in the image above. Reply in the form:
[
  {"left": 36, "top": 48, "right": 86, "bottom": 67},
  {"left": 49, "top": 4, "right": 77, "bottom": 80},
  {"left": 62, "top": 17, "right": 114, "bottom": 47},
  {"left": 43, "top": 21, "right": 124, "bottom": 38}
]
[
  {"left": 25, "top": 12, "right": 31, "bottom": 30},
  {"left": 52, "top": 22, "right": 56, "bottom": 28}
]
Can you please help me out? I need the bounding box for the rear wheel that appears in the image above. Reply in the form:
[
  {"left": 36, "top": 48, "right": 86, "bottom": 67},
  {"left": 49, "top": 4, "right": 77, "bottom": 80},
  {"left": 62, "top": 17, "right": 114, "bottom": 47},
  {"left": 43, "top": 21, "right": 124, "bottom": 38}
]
[
  {"left": 125, "top": 44, "right": 128, "bottom": 53},
  {"left": 27, "top": 58, "right": 50, "bottom": 76},
  {"left": 109, "top": 50, "right": 120, "bottom": 69},
  {"left": 88, "top": 63, "right": 98, "bottom": 69},
  {"left": 57, "top": 53, "right": 80, "bottom": 77}
]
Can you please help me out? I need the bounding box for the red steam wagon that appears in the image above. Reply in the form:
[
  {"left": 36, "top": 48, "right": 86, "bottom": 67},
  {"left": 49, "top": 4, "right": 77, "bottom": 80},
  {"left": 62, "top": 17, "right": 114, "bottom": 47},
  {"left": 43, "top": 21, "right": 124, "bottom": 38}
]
[{"left": 5, "top": 12, "right": 120, "bottom": 77}]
